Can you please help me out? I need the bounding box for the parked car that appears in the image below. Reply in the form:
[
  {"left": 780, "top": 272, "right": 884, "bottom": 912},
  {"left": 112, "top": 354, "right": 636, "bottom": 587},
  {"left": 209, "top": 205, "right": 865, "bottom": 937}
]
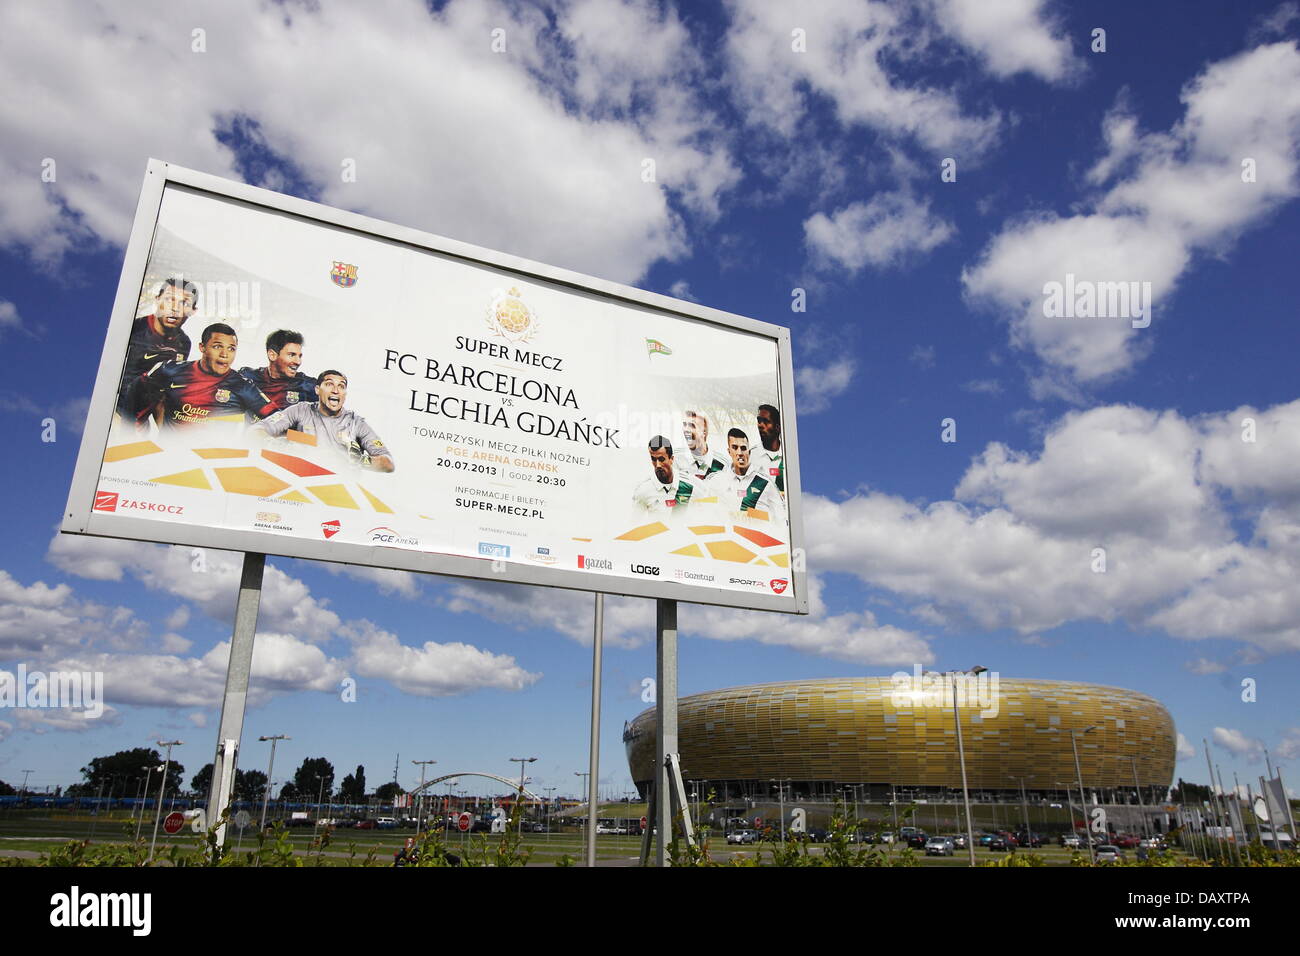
[
  {"left": 925, "top": 836, "right": 955, "bottom": 856},
  {"left": 376, "top": 817, "right": 398, "bottom": 830},
  {"left": 1013, "top": 832, "right": 1043, "bottom": 847},
  {"left": 1059, "top": 834, "right": 1082, "bottom": 848},
  {"left": 987, "top": 835, "right": 1011, "bottom": 851},
  {"left": 978, "top": 833, "right": 996, "bottom": 847},
  {"left": 1114, "top": 834, "right": 1141, "bottom": 849},
  {"left": 907, "top": 832, "right": 929, "bottom": 849},
  {"left": 354, "top": 819, "right": 376, "bottom": 830},
  {"left": 876, "top": 831, "right": 896, "bottom": 844},
  {"left": 1096, "top": 844, "right": 1124, "bottom": 863},
  {"left": 727, "top": 828, "right": 760, "bottom": 845},
  {"left": 950, "top": 834, "right": 967, "bottom": 849}
]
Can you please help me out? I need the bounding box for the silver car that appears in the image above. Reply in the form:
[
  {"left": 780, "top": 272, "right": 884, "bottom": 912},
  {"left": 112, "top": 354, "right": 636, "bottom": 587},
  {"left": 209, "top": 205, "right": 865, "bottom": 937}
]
[
  {"left": 925, "top": 836, "right": 955, "bottom": 856},
  {"left": 1095, "top": 844, "right": 1124, "bottom": 863}
]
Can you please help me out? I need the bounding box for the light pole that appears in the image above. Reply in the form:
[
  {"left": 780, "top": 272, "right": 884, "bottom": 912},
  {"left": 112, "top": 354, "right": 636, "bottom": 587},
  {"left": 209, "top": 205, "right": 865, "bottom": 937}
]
[
  {"left": 929, "top": 666, "right": 986, "bottom": 866},
  {"left": 149, "top": 740, "right": 183, "bottom": 862},
  {"left": 134, "top": 766, "right": 156, "bottom": 840},
  {"left": 575, "top": 771, "right": 591, "bottom": 861},
  {"left": 1129, "top": 755, "right": 1150, "bottom": 840},
  {"left": 20, "top": 769, "right": 33, "bottom": 798},
  {"left": 509, "top": 757, "right": 536, "bottom": 833},
  {"left": 412, "top": 759, "right": 436, "bottom": 832},
  {"left": 313, "top": 774, "right": 326, "bottom": 835},
  {"left": 1070, "top": 725, "right": 1099, "bottom": 864},
  {"left": 1013, "top": 776, "right": 1033, "bottom": 845},
  {"left": 770, "top": 778, "right": 791, "bottom": 841},
  {"left": 544, "top": 786, "right": 556, "bottom": 840},
  {"left": 258, "top": 734, "right": 289, "bottom": 831}
]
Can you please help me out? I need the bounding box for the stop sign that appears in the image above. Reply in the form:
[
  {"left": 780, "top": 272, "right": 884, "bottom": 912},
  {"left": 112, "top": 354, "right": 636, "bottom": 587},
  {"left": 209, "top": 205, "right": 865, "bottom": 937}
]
[
  {"left": 458, "top": 811, "right": 472, "bottom": 832},
  {"left": 163, "top": 811, "right": 185, "bottom": 834}
]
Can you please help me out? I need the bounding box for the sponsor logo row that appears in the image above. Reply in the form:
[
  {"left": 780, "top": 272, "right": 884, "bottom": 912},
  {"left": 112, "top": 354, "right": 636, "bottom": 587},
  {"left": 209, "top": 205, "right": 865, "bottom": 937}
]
[{"left": 473, "top": 544, "right": 788, "bottom": 593}]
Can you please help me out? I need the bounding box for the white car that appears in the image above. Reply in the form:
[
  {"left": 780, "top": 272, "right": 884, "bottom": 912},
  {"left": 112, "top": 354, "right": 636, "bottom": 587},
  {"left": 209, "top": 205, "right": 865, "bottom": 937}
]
[{"left": 1095, "top": 844, "right": 1124, "bottom": 863}]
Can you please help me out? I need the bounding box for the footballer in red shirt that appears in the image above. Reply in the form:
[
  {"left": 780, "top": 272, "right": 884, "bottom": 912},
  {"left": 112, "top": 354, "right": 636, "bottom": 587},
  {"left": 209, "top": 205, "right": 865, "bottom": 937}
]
[
  {"left": 131, "top": 323, "right": 276, "bottom": 429},
  {"left": 116, "top": 277, "right": 198, "bottom": 425},
  {"left": 239, "top": 329, "right": 318, "bottom": 412}
]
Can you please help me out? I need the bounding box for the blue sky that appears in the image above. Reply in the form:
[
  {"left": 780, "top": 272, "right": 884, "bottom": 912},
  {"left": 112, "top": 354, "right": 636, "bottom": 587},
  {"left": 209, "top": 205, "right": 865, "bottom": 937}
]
[{"left": 1, "top": 0, "right": 1298, "bottom": 803}]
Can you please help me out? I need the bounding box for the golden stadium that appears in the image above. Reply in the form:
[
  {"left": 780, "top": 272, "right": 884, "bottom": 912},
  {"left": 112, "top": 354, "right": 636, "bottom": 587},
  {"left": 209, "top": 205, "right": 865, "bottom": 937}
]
[{"left": 624, "top": 677, "right": 1176, "bottom": 803}]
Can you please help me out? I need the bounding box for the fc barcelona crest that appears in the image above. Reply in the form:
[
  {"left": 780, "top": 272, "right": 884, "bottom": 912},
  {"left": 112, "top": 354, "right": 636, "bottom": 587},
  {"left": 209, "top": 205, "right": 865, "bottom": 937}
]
[
  {"left": 331, "top": 261, "right": 358, "bottom": 288},
  {"left": 287, "top": 391, "right": 300, "bottom": 404},
  {"left": 214, "top": 388, "right": 231, "bottom": 403}
]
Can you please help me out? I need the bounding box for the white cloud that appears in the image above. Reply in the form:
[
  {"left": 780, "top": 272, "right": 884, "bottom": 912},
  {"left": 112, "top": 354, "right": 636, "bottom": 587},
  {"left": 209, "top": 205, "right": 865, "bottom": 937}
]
[
  {"left": 724, "top": 0, "right": 1002, "bottom": 154},
  {"left": 963, "top": 41, "right": 1300, "bottom": 385},
  {"left": 961, "top": 378, "right": 1003, "bottom": 395},
  {"left": 1177, "top": 733, "right": 1196, "bottom": 759},
  {"left": 927, "top": 0, "right": 1081, "bottom": 83},
  {"left": 796, "top": 357, "right": 856, "bottom": 414},
  {"left": 1185, "top": 658, "right": 1227, "bottom": 675},
  {"left": 805, "top": 192, "right": 955, "bottom": 272},
  {"left": 0, "top": 0, "right": 737, "bottom": 283},
  {"left": 1212, "top": 726, "right": 1264, "bottom": 760},
  {"left": 1277, "top": 727, "right": 1300, "bottom": 760},
  {"left": 0, "top": 569, "right": 146, "bottom": 659},
  {"left": 443, "top": 574, "right": 932, "bottom": 667},
  {"left": 0, "top": 300, "right": 20, "bottom": 333},
  {"left": 349, "top": 622, "right": 540, "bottom": 697},
  {"left": 47, "top": 536, "right": 341, "bottom": 641},
  {"left": 910, "top": 345, "right": 936, "bottom": 368},
  {"left": 668, "top": 279, "right": 697, "bottom": 302},
  {"left": 801, "top": 398, "right": 1300, "bottom": 651}
]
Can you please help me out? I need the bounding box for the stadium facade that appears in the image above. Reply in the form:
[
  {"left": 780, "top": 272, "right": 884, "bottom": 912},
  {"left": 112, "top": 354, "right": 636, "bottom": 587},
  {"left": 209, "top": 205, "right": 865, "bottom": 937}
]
[{"left": 624, "top": 677, "right": 1176, "bottom": 804}]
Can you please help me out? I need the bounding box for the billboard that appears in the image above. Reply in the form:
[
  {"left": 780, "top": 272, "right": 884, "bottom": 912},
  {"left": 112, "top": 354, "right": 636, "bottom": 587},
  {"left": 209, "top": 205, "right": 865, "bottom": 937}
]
[{"left": 63, "top": 161, "right": 807, "bottom": 613}]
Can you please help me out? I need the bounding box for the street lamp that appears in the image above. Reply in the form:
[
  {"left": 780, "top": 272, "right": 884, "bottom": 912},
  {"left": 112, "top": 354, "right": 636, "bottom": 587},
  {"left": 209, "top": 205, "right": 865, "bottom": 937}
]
[
  {"left": 258, "top": 734, "right": 290, "bottom": 831},
  {"left": 149, "top": 740, "right": 183, "bottom": 862},
  {"left": 314, "top": 774, "right": 326, "bottom": 835},
  {"left": 544, "top": 786, "right": 556, "bottom": 840},
  {"left": 575, "top": 771, "right": 591, "bottom": 861},
  {"left": 928, "top": 666, "right": 985, "bottom": 866},
  {"left": 412, "top": 759, "right": 437, "bottom": 832},
  {"left": 510, "top": 757, "right": 536, "bottom": 834},
  {"left": 19, "top": 769, "right": 33, "bottom": 798},
  {"left": 1070, "top": 725, "right": 1099, "bottom": 864},
  {"left": 770, "top": 778, "right": 791, "bottom": 841}
]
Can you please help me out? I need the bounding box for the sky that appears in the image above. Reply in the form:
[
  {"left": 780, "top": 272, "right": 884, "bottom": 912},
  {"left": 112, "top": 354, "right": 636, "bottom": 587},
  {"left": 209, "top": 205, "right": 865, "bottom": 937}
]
[{"left": 1, "top": 0, "right": 1298, "bottom": 804}]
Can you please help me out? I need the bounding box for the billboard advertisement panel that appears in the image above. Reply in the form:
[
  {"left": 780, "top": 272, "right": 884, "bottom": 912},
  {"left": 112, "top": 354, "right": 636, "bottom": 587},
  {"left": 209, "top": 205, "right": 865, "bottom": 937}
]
[{"left": 63, "top": 161, "right": 807, "bottom": 613}]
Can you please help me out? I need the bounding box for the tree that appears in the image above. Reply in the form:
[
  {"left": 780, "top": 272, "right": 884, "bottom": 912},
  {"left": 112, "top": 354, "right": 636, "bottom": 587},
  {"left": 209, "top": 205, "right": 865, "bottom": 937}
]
[
  {"left": 291, "top": 757, "right": 335, "bottom": 805},
  {"left": 339, "top": 765, "right": 366, "bottom": 805},
  {"left": 236, "top": 769, "right": 268, "bottom": 802},
  {"left": 0, "top": 780, "right": 14, "bottom": 797},
  {"left": 374, "top": 781, "right": 403, "bottom": 804},
  {"left": 278, "top": 781, "right": 299, "bottom": 802},
  {"left": 191, "top": 764, "right": 213, "bottom": 797},
  {"left": 79, "top": 748, "right": 183, "bottom": 799}
]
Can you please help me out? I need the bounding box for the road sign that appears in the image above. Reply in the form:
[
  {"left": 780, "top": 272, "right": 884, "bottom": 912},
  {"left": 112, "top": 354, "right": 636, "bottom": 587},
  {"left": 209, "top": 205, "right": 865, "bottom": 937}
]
[
  {"left": 458, "top": 811, "right": 472, "bottom": 832},
  {"left": 641, "top": 815, "right": 648, "bottom": 830},
  {"left": 234, "top": 810, "right": 251, "bottom": 830},
  {"left": 163, "top": 811, "right": 185, "bottom": 835},
  {"left": 754, "top": 816, "right": 763, "bottom": 827}
]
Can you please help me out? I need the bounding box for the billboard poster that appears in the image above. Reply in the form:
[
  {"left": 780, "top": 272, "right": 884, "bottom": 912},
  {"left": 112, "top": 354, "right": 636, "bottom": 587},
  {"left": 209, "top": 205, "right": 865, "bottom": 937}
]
[{"left": 65, "top": 163, "right": 806, "bottom": 613}]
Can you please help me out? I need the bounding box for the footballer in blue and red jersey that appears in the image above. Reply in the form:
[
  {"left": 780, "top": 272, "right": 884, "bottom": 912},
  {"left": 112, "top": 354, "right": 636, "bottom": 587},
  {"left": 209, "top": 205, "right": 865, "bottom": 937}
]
[
  {"left": 116, "top": 278, "right": 198, "bottom": 422},
  {"left": 239, "top": 328, "right": 317, "bottom": 412},
  {"left": 131, "top": 323, "right": 276, "bottom": 428}
]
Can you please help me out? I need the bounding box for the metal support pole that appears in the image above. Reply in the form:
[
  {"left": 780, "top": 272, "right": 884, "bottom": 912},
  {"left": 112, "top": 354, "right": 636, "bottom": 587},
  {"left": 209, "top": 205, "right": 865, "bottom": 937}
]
[
  {"left": 1070, "top": 729, "right": 1097, "bottom": 864},
  {"left": 585, "top": 593, "right": 604, "bottom": 867},
  {"left": 259, "top": 735, "right": 288, "bottom": 831},
  {"left": 953, "top": 676, "right": 976, "bottom": 866},
  {"left": 655, "top": 598, "right": 677, "bottom": 867},
  {"left": 207, "top": 552, "right": 265, "bottom": 848}
]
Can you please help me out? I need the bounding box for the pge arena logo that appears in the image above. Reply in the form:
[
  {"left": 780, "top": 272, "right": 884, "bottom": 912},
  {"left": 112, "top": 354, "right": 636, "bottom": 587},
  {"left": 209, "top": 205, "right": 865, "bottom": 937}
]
[
  {"left": 368, "top": 526, "right": 418, "bottom": 547},
  {"left": 485, "top": 286, "right": 539, "bottom": 344}
]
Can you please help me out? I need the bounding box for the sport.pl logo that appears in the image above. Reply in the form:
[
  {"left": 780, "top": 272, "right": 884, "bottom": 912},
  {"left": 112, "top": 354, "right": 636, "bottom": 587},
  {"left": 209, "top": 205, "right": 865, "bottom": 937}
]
[
  {"left": 321, "top": 520, "right": 341, "bottom": 539},
  {"left": 769, "top": 579, "right": 788, "bottom": 594}
]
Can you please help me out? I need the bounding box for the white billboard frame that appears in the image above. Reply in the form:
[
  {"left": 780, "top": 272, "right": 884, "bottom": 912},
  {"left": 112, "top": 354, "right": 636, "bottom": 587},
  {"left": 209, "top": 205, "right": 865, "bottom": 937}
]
[{"left": 62, "top": 159, "right": 808, "bottom": 614}]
